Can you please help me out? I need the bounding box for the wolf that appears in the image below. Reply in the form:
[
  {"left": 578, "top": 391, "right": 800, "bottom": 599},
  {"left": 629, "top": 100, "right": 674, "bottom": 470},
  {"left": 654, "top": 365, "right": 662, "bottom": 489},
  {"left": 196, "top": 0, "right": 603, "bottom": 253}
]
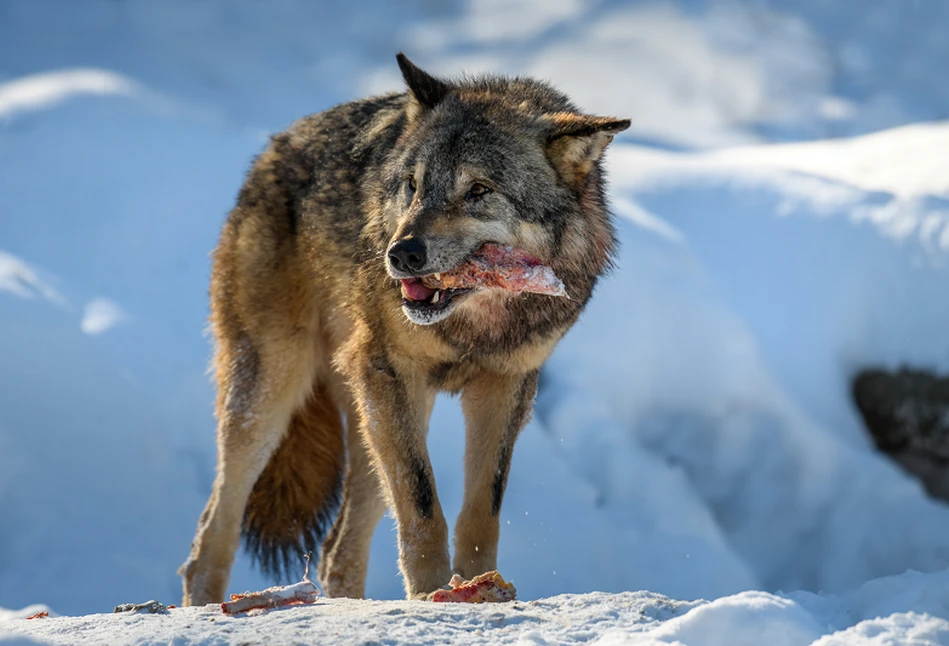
[{"left": 179, "top": 53, "right": 630, "bottom": 605}]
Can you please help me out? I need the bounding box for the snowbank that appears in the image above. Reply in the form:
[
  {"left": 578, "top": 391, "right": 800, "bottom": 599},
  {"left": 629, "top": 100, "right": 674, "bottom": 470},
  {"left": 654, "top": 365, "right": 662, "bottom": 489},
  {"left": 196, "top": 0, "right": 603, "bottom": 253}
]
[{"left": 536, "top": 121, "right": 949, "bottom": 596}]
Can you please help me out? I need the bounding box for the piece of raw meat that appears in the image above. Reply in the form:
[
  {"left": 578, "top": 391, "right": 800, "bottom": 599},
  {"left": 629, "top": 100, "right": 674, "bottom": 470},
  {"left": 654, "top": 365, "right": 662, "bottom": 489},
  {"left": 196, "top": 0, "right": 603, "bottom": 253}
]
[
  {"left": 430, "top": 570, "right": 517, "bottom": 603},
  {"left": 421, "top": 243, "right": 567, "bottom": 298}
]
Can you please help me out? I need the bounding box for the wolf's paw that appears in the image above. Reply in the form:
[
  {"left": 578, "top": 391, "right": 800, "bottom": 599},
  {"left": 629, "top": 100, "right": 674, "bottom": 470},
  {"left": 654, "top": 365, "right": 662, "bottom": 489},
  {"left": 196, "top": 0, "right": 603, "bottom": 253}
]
[{"left": 429, "top": 570, "right": 516, "bottom": 603}]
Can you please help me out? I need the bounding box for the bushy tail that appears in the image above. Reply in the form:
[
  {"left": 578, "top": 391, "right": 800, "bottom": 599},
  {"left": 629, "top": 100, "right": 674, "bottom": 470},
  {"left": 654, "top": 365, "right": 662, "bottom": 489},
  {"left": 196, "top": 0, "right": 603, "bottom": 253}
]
[{"left": 242, "top": 383, "right": 345, "bottom": 581}]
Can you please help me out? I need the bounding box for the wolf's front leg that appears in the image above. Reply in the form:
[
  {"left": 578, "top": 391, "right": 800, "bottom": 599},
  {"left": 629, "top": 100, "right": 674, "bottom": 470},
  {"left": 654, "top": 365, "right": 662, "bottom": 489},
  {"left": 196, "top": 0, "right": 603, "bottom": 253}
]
[
  {"left": 349, "top": 351, "right": 451, "bottom": 599},
  {"left": 454, "top": 370, "right": 539, "bottom": 579}
]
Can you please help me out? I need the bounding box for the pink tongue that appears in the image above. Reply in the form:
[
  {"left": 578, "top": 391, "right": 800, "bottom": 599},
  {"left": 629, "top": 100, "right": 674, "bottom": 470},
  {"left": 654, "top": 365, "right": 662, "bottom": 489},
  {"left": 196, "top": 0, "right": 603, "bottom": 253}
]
[{"left": 401, "top": 278, "right": 437, "bottom": 302}]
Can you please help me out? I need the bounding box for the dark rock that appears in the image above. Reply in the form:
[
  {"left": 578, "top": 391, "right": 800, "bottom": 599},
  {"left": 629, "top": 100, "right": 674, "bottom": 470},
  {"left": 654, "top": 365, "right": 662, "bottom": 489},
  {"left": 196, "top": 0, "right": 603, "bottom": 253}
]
[
  {"left": 852, "top": 367, "right": 949, "bottom": 500},
  {"left": 113, "top": 600, "right": 168, "bottom": 614}
]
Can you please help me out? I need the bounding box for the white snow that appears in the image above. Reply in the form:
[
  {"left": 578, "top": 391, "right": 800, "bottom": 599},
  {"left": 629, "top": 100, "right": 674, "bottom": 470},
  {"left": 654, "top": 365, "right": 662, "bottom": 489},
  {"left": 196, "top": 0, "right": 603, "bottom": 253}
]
[
  {"left": 376, "top": 2, "right": 831, "bottom": 148},
  {"left": 2, "top": 0, "right": 949, "bottom": 643},
  {"left": 608, "top": 122, "right": 949, "bottom": 249},
  {"left": 80, "top": 298, "right": 127, "bottom": 335},
  {"left": 535, "top": 122, "right": 949, "bottom": 599},
  {"left": 0, "top": 253, "right": 64, "bottom": 305},
  {"left": 5, "top": 569, "right": 949, "bottom": 645},
  {"left": 0, "top": 69, "right": 137, "bottom": 121}
]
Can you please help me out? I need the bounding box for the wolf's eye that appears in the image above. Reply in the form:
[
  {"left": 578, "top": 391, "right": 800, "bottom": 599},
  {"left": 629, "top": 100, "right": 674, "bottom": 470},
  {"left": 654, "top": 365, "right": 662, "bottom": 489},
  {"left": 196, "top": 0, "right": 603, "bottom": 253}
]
[
  {"left": 406, "top": 176, "right": 417, "bottom": 194},
  {"left": 467, "top": 183, "right": 491, "bottom": 200}
]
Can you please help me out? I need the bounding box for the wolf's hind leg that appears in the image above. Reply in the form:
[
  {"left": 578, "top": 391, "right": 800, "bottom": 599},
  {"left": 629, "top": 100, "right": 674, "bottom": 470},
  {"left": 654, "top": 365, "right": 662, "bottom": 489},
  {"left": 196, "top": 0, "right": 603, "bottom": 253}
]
[
  {"left": 318, "top": 398, "right": 387, "bottom": 598},
  {"left": 180, "top": 333, "right": 318, "bottom": 606}
]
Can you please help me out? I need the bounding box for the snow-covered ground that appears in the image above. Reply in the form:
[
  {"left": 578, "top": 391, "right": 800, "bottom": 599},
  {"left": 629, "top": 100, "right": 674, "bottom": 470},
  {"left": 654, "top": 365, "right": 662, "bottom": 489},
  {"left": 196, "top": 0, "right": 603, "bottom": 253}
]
[
  {"left": 2, "top": 0, "right": 949, "bottom": 643},
  {"left": 5, "top": 569, "right": 949, "bottom": 645}
]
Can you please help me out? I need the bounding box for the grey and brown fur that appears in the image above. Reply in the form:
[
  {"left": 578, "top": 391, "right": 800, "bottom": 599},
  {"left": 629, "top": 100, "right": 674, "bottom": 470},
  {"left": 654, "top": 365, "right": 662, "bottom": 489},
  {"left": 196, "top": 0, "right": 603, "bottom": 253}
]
[{"left": 179, "top": 54, "right": 630, "bottom": 605}]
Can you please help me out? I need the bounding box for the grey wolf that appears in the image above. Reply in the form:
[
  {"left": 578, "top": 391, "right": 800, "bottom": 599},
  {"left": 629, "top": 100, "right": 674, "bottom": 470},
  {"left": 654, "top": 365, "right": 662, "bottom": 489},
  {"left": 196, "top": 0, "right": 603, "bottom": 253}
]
[{"left": 179, "top": 53, "right": 629, "bottom": 604}]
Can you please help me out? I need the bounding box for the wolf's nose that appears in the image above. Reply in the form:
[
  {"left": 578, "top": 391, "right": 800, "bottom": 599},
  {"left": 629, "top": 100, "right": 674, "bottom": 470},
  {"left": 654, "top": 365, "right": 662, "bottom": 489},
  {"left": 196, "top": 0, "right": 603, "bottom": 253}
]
[{"left": 388, "top": 238, "right": 428, "bottom": 273}]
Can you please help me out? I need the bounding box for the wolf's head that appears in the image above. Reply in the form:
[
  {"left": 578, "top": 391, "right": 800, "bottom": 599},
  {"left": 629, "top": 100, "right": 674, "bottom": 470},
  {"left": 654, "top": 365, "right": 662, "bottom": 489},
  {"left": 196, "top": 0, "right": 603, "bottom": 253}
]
[{"left": 382, "top": 54, "right": 629, "bottom": 326}]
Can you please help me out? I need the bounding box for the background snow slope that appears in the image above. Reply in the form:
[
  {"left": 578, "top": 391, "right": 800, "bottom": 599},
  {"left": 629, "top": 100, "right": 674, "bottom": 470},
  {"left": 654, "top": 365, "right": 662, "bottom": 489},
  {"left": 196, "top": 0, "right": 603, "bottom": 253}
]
[{"left": 1, "top": 0, "right": 948, "bottom": 628}]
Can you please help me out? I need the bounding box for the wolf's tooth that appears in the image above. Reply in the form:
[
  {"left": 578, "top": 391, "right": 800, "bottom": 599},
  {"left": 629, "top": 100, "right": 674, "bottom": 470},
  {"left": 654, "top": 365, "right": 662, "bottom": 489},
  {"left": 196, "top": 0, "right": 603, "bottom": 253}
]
[
  {"left": 431, "top": 291, "right": 440, "bottom": 304},
  {"left": 433, "top": 273, "right": 441, "bottom": 281}
]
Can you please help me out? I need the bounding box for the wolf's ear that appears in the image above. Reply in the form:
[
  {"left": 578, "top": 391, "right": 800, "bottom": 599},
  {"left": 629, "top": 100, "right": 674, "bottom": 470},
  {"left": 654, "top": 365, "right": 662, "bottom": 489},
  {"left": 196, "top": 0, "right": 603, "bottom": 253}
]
[
  {"left": 543, "top": 113, "right": 631, "bottom": 188},
  {"left": 397, "top": 53, "right": 452, "bottom": 118}
]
